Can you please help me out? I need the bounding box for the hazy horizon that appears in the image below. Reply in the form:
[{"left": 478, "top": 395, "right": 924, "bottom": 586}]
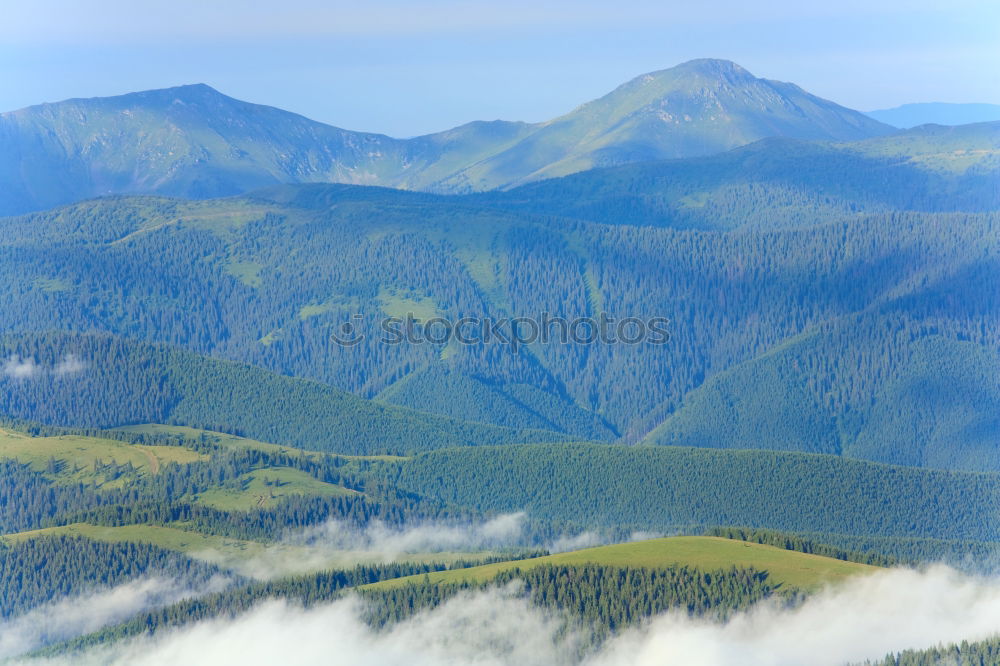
[{"left": 3, "top": 0, "right": 998, "bottom": 136}]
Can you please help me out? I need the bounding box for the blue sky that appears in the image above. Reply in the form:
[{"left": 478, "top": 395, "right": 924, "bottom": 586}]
[{"left": 3, "top": 0, "right": 998, "bottom": 136}]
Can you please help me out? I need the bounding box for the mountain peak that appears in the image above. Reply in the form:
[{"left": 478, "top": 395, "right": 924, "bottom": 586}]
[
  {"left": 158, "top": 82, "right": 222, "bottom": 97},
  {"left": 672, "top": 58, "right": 750, "bottom": 75},
  {"left": 0, "top": 83, "right": 232, "bottom": 118},
  {"left": 125, "top": 83, "right": 232, "bottom": 106},
  {"left": 442, "top": 58, "right": 893, "bottom": 191},
  {"left": 638, "top": 59, "right": 755, "bottom": 85}
]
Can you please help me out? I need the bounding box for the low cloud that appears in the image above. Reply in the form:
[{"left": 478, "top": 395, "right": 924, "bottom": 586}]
[
  {"left": 547, "top": 531, "right": 604, "bottom": 553},
  {"left": 197, "top": 514, "right": 651, "bottom": 579},
  {"left": 53, "top": 353, "right": 86, "bottom": 376},
  {"left": 195, "top": 513, "right": 533, "bottom": 579},
  {"left": 547, "top": 530, "right": 662, "bottom": 554},
  {"left": 591, "top": 565, "right": 1000, "bottom": 665},
  {"left": 2, "top": 354, "right": 86, "bottom": 380},
  {"left": 288, "top": 513, "right": 528, "bottom": 554},
  {"left": 2, "top": 356, "right": 41, "bottom": 379},
  {"left": 0, "top": 577, "right": 217, "bottom": 659},
  {"left": 19, "top": 588, "right": 577, "bottom": 666},
  {"left": 17, "top": 565, "right": 1000, "bottom": 666}
]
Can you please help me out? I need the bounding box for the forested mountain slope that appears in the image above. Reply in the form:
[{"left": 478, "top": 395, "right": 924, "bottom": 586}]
[
  {"left": 0, "top": 332, "right": 576, "bottom": 454},
  {"left": 379, "top": 444, "right": 1000, "bottom": 541},
  {"left": 1, "top": 128, "right": 997, "bottom": 468},
  {"left": 483, "top": 122, "right": 1000, "bottom": 229}
]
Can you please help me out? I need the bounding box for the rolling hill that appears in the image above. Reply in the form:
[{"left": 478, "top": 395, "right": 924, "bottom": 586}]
[
  {"left": 362, "top": 535, "right": 877, "bottom": 592},
  {"left": 0, "top": 332, "right": 577, "bottom": 454},
  {"left": 0, "top": 425, "right": 205, "bottom": 486},
  {"left": 26, "top": 531, "right": 878, "bottom": 658},
  {"left": 0, "top": 401, "right": 988, "bottom": 660},
  {"left": 382, "top": 443, "right": 1000, "bottom": 541},
  {"left": 0, "top": 59, "right": 894, "bottom": 215}
]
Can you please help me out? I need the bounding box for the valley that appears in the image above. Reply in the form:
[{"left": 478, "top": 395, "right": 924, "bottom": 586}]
[{"left": 0, "top": 51, "right": 997, "bottom": 664}]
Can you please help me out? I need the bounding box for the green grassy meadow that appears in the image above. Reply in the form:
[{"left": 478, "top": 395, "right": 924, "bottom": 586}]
[
  {"left": 0, "top": 427, "right": 204, "bottom": 485},
  {"left": 364, "top": 535, "right": 879, "bottom": 591},
  {"left": 191, "top": 466, "right": 358, "bottom": 511}
]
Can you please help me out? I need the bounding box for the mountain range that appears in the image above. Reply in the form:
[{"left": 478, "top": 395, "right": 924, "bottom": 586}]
[
  {"left": 2, "top": 60, "right": 997, "bottom": 469},
  {"left": 3, "top": 56, "right": 1000, "bottom": 662},
  {"left": 0, "top": 59, "right": 894, "bottom": 216},
  {"left": 867, "top": 102, "right": 1000, "bottom": 128}
]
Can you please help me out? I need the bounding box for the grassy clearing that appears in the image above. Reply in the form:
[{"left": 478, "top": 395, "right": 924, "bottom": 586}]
[
  {"left": 0, "top": 427, "right": 204, "bottom": 486},
  {"left": 298, "top": 303, "right": 333, "bottom": 319},
  {"left": 2, "top": 523, "right": 262, "bottom": 558},
  {"left": 115, "top": 423, "right": 313, "bottom": 456},
  {"left": 33, "top": 277, "right": 72, "bottom": 293},
  {"left": 191, "top": 466, "right": 358, "bottom": 511},
  {"left": 378, "top": 285, "right": 440, "bottom": 322},
  {"left": 363, "top": 536, "right": 879, "bottom": 592},
  {"left": 0, "top": 425, "right": 360, "bottom": 503},
  {"left": 224, "top": 260, "right": 264, "bottom": 287}
]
